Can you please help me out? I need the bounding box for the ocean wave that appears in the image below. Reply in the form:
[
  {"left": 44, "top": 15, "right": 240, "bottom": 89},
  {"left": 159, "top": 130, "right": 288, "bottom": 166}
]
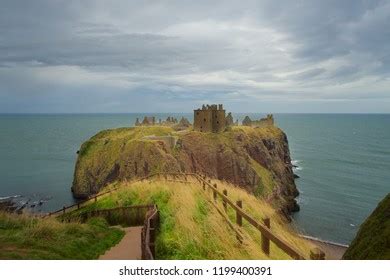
[
  {"left": 0, "top": 195, "right": 21, "bottom": 201},
  {"left": 291, "top": 159, "right": 301, "bottom": 165}
]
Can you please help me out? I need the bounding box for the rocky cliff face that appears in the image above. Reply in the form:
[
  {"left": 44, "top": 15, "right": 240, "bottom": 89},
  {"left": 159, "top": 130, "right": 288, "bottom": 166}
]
[{"left": 71, "top": 126, "right": 299, "bottom": 217}]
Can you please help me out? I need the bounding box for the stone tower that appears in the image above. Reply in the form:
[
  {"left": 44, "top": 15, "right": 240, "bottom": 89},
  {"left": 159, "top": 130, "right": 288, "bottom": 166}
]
[{"left": 193, "top": 104, "right": 226, "bottom": 133}]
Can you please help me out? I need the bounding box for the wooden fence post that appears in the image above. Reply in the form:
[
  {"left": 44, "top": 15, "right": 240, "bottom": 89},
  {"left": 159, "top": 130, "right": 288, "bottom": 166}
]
[
  {"left": 213, "top": 184, "right": 218, "bottom": 202},
  {"left": 223, "top": 189, "right": 228, "bottom": 212},
  {"left": 261, "top": 217, "right": 271, "bottom": 255},
  {"left": 310, "top": 248, "right": 325, "bottom": 260},
  {"left": 202, "top": 181, "right": 206, "bottom": 190},
  {"left": 62, "top": 206, "right": 65, "bottom": 215},
  {"left": 236, "top": 200, "right": 242, "bottom": 226},
  {"left": 94, "top": 196, "right": 97, "bottom": 203}
]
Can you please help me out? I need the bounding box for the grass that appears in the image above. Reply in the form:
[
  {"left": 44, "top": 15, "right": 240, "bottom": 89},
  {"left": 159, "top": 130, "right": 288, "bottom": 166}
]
[
  {"left": 73, "top": 126, "right": 180, "bottom": 195},
  {"left": 0, "top": 212, "right": 124, "bottom": 259},
  {"left": 71, "top": 177, "right": 315, "bottom": 259},
  {"left": 343, "top": 193, "right": 390, "bottom": 260},
  {"left": 73, "top": 125, "right": 288, "bottom": 202},
  {"left": 249, "top": 158, "right": 276, "bottom": 196}
]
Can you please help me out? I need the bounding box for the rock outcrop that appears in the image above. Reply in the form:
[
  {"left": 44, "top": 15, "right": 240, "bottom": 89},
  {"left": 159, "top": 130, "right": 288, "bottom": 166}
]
[{"left": 71, "top": 126, "right": 299, "bottom": 217}]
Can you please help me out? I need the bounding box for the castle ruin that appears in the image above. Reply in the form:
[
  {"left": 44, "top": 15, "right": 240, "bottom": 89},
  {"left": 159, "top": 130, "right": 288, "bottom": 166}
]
[
  {"left": 193, "top": 104, "right": 231, "bottom": 133},
  {"left": 135, "top": 116, "right": 156, "bottom": 126},
  {"left": 242, "top": 114, "right": 274, "bottom": 128},
  {"left": 135, "top": 116, "right": 179, "bottom": 127},
  {"left": 134, "top": 105, "right": 273, "bottom": 133}
]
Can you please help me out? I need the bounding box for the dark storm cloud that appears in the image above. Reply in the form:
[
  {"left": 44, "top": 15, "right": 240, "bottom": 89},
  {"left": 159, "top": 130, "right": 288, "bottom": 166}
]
[{"left": 0, "top": 0, "right": 389, "bottom": 113}]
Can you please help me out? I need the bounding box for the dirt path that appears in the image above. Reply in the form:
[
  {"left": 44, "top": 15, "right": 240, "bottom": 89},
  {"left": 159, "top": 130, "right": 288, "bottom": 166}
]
[{"left": 99, "top": 226, "right": 143, "bottom": 260}]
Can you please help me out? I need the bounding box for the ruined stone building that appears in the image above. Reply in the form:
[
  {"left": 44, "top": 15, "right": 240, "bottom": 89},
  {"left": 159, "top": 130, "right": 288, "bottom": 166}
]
[
  {"left": 135, "top": 116, "right": 156, "bottom": 126},
  {"left": 193, "top": 104, "right": 229, "bottom": 133},
  {"left": 135, "top": 116, "right": 179, "bottom": 127},
  {"left": 242, "top": 114, "right": 274, "bottom": 128},
  {"left": 161, "top": 116, "right": 178, "bottom": 125},
  {"left": 226, "top": 112, "right": 234, "bottom": 126}
]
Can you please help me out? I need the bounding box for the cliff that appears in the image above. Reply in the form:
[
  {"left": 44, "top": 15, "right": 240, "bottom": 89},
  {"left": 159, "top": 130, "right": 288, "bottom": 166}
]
[
  {"left": 71, "top": 126, "right": 299, "bottom": 217},
  {"left": 343, "top": 193, "right": 390, "bottom": 260}
]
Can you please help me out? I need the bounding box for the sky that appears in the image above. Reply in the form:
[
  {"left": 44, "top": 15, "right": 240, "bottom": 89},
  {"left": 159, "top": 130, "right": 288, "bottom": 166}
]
[{"left": 0, "top": 0, "right": 389, "bottom": 113}]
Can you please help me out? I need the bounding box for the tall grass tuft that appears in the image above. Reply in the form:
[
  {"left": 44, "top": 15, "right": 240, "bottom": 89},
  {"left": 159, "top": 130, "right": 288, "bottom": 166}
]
[{"left": 0, "top": 212, "right": 124, "bottom": 259}]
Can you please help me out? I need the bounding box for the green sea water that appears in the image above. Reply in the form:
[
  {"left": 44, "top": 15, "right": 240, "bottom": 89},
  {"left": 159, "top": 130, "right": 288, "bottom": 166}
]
[{"left": 0, "top": 113, "right": 389, "bottom": 244}]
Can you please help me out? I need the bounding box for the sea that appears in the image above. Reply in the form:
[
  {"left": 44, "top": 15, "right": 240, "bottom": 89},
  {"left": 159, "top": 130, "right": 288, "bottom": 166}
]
[{"left": 0, "top": 113, "right": 389, "bottom": 244}]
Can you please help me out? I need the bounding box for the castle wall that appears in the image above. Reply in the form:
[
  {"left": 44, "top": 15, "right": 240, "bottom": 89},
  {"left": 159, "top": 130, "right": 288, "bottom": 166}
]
[
  {"left": 193, "top": 104, "right": 228, "bottom": 133},
  {"left": 212, "top": 109, "right": 226, "bottom": 133},
  {"left": 194, "top": 109, "right": 213, "bottom": 132},
  {"left": 250, "top": 120, "right": 271, "bottom": 128},
  {"left": 242, "top": 114, "right": 274, "bottom": 128}
]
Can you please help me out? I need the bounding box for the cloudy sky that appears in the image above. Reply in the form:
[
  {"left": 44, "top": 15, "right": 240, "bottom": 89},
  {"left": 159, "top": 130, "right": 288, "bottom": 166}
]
[{"left": 1, "top": 0, "right": 389, "bottom": 113}]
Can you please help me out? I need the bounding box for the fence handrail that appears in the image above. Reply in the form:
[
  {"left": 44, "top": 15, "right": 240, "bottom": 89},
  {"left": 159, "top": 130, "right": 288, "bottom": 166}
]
[
  {"left": 191, "top": 173, "right": 306, "bottom": 260},
  {"left": 44, "top": 175, "right": 154, "bottom": 217},
  {"left": 143, "top": 205, "right": 159, "bottom": 260},
  {"left": 152, "top": 172, "right": 314, "bottom": 260}
]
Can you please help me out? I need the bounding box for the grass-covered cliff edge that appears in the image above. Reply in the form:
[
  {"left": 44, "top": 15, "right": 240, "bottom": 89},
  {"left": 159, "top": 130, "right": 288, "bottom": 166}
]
[
  {"left": 72, "top": 126, "right": 299, "bottom": 217},
  {"left": 343, "top": 193, "right": 390, "bottom": 260}
]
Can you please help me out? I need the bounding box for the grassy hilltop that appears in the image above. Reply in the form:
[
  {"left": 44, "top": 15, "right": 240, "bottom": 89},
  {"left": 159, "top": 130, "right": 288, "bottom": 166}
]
[{"left": 72, "top": 125, "right": 299, "bottom": 217}]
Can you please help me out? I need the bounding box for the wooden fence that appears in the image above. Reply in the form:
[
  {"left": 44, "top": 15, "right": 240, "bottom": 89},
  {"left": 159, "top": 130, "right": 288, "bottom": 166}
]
[
  {"left": 44, "top": 174, "right": 155, "bottom": 218},
  {"left": 58, "top": 204, "right": 159, "bottom": 260},
  {"left": 64, "top": 205, "right": 153, "bottom": 225},
  {"left": 153, "top": 172, "right": 325, "bottom": 260},
  {"left": 142, "top": 205, "right": 159, "bottom": 260},
  {"left": 44, "top": 171, "right": 325, "bottom": 260}
]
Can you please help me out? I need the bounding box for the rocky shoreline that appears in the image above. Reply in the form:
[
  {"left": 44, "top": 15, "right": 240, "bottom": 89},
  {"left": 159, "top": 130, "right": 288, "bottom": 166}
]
[{"left": 0, "top": 195, "right": 49, "bottom": 214}]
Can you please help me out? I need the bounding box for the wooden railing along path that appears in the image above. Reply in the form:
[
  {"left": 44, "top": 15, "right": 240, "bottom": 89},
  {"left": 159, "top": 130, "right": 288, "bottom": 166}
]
[
  {"left": 44, "top": 172, "right": 325, "bottom": 260},
  {"left": 59, "top": 204, "right": 159, "bottom": 260},
  {"left": 142, "top": 205, "right": 159, "bottom": 260},
  {"left": 153, "top": 172, "right": 325, "bottom": 260},
  {"left": 43, "top": 174, "right": 156, "bottom": 218}
]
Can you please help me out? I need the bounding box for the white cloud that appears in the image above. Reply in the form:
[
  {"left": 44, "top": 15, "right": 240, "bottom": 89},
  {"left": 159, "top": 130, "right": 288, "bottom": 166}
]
[{"left": 0, "top": 0, "right": 389, "bottom": 112}]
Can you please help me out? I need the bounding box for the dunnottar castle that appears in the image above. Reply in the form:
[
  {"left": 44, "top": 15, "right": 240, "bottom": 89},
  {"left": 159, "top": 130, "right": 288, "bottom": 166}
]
[{"left": 135, "top": 104, "right": 274, "bottom": 133}]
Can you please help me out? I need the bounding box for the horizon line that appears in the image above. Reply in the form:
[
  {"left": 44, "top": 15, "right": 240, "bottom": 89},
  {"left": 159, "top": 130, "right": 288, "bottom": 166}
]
[{"left": 0, "top": 112, "right": 390, "bottom": 115}]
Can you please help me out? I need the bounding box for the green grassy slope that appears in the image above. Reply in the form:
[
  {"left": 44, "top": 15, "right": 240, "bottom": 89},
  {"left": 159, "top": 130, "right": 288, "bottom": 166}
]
[
  {"left": 70, "top": 178, "right": 314, "bottom": 260},
  {"left": 0, "top": 213, "right": 124, "bottom": 259},
  {"left": 343, "top": 193, "right": 390, "bottom": 260}
]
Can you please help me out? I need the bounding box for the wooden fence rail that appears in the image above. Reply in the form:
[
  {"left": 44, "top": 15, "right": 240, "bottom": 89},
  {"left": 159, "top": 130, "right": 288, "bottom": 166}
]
[
  {"left": 154, "top": 172, "right": 325, "bottom": 260},
  {"left": 44, "top": 174, "right": 155, "bottom": 218},
  {"left": 57, "top": 205, "right": 159, "bottom": 260},
  {"left": 142, "top": 205, "right": 159, "bottom": 260}
]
